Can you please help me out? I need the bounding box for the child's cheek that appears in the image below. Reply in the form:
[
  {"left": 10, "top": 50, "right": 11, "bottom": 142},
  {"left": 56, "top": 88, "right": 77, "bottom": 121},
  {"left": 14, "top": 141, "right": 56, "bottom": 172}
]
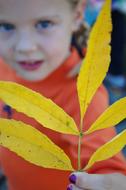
[{"left": 0, "top": 44, "right": 12, "bottom": 56}]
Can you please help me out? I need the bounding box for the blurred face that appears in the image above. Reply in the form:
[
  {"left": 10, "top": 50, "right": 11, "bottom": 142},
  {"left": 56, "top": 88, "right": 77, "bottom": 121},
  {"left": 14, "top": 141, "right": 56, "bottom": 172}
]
[{"left": 0, "top": 0, "right": 81, "bottom": 81}]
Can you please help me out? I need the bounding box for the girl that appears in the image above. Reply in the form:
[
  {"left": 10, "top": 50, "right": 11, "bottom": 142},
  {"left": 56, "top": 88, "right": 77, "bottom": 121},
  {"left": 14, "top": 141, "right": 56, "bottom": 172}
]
[{"left": 0, "top": 0, "right": 126, "bottom": 190}]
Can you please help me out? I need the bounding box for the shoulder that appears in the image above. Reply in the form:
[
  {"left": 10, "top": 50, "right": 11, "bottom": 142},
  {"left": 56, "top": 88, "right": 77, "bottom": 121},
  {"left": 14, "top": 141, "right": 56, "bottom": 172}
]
[
  {"left": 84, "top": 84, "right": 109, "bottom": 131},
  {"left": 93, "top": 85, "right": 109, "bottom": 107},
  {"left": 90, "top": 84, "right": 109, "bottom": 110}
]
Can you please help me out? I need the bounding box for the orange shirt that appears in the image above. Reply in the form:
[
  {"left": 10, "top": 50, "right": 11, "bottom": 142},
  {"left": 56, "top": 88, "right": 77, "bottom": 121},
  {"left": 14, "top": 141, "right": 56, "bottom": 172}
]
[{"left": 0, "top": 49, "right": 126, "bottom": 190}]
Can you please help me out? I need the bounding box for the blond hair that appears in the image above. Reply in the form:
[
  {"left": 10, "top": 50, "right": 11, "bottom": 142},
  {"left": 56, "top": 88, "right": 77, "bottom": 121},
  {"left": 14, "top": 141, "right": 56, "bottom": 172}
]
[
  {"left": 68, "top": 0, "right": 79, "bottom": 6},
  {"left": 68, "top": 0, "right": 90, "bottom": 57}
]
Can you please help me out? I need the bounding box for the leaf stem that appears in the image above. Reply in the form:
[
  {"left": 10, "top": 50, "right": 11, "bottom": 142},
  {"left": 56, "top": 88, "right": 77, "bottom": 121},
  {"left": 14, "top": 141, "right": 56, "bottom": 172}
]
[
  {"left": 78, "top": 135, "right": 81, "bottom": 170},
  {"left": 78, "top": 118, "right": 83, "bottom": 170}
]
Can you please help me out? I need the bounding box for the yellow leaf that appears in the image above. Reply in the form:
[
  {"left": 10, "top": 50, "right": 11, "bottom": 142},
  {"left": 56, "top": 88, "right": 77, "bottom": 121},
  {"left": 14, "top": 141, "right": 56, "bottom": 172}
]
[
  {"left": 0, "top": 81, "right": 79, "bottom": 135},
  {"left": 85, "top": 97, "right": 126, "bottom": 134},
  {"left": 0, "top": 118, "right": 74, "bottom": 171},
  {"left": 84, "top": 130, "right": 126, "bottom": 170},
  {"left": 77, "top": 0, "right": 112, "bottom": 121}
]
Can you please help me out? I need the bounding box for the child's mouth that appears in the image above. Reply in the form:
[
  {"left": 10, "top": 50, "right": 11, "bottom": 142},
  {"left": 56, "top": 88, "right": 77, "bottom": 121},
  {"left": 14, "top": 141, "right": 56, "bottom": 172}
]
[{"left": 17, "top": 60, "right": 44, "bottom": 71}]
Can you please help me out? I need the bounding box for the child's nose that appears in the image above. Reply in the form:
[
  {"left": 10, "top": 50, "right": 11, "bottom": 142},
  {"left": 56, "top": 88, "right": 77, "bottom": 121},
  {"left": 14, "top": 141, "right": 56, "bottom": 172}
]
[{"left": 15, "top": 32, "right": 37, "bottom": 54}]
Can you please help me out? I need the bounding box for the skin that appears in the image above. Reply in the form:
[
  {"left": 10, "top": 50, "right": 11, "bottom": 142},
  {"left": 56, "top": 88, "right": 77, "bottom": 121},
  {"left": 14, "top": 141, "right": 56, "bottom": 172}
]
[
  {"left": 0, "top": 0, "right": 125, "bottom": 189},
  {"left": 67, "top": 172, "right": 126, "bottom": 190},
  {"left": 0, "top": 0, "right": 82, "bottom": 81}
]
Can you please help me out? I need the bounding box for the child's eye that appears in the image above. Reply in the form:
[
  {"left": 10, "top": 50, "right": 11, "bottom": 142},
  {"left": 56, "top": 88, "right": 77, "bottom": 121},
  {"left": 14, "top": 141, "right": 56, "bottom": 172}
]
[
  {"left": 36, "top": 20, "right": 54, "bottom": 30},
  {"left": 0, "top": 23, "right": 15, "bottom": 32}
]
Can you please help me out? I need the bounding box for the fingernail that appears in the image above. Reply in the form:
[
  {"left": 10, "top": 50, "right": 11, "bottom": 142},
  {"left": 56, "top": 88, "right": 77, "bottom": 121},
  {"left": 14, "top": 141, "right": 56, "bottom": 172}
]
[
  {"left": 69, "top": 174, "right": 76, "bottom": 184},
  {"left": 67, "top": 185, "right": 73, "bottom": 190}
]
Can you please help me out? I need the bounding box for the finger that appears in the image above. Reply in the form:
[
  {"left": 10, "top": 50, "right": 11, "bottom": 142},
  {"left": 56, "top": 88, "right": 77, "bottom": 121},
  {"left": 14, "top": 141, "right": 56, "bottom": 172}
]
[
  {"left": 67, "top": 183, "right": 86, "bottom": 190},
  {"left": 69, "top": 172, "right": 112, "bottom": 190}
]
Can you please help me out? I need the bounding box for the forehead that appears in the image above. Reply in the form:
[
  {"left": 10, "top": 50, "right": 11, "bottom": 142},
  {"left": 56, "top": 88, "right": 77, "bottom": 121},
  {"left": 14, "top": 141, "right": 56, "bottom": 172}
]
[{"left": 0, "top": 0, "right": 72, "bottom": 21}]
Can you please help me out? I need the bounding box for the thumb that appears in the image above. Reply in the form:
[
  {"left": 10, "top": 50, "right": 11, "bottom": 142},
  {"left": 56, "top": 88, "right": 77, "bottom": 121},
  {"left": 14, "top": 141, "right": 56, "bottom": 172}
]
[{"left": 69, "top": 172, "right": 112, "bottom": 190}]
